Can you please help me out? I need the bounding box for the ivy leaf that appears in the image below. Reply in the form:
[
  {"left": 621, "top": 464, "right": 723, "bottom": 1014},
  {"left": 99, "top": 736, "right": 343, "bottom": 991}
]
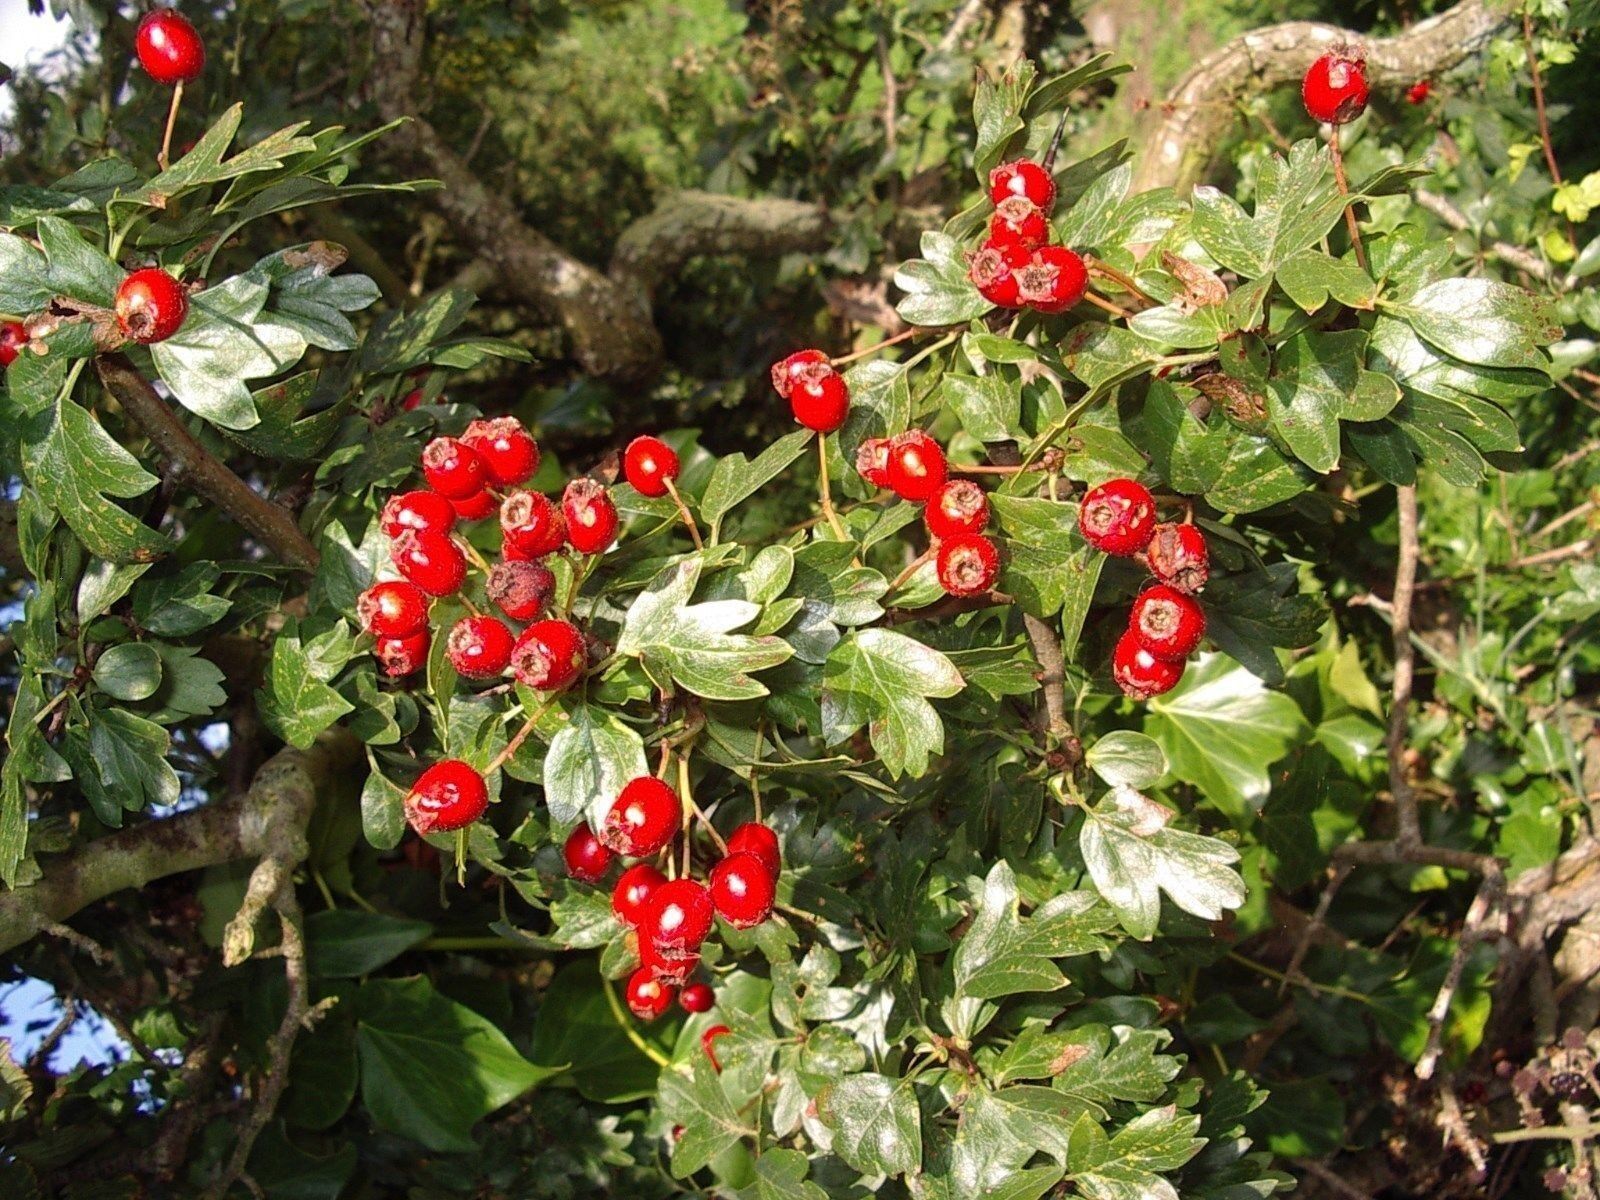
[
  {"left": 542, "top": 705, "right": 648, "bottom": 830},
  {"left": 816, "top": 1072, "right": 922, "bottom": 1177},
  {"left": 736, "top": 1148, "right": 828, "bottom": 1200},
  {"left": 699, "top": 428, "right": 811, "bottom": 532},
  {"left": 820, "top": 628, "right": 964, "bottom": 778},
  {"left": 989, "top": 496, "right": 1105, "bottom": 654},
  {"left": 1385, "top": 278, "right": 1559, "bottom": 372},
  {"left": 305, "top": 910, "right": 432, "bottom": 979},
  {"left": 257, "top": 622, "right": 355, "bottom": 750},
  {"left": 895, "top": 231, "right": 993, "bottom": 327},
  {"left": 660, "top": 1053, "right": 752, "bottom": 1178},
  {"left": 954, "top": 862, "right": 1114, "bottom": 1002},
  {"left": 1265, "top": 330, "right": 1400, "bottom": 473}
]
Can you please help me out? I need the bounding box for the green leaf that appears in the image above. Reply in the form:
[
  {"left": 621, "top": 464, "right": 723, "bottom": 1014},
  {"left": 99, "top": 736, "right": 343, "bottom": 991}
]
[
  {"left": 660, "top": 1053, "right": 752, "bottom": 1177},
  {"left": 1085, "top": 731, "right": 1167, "bottom": 790},
  {"left": 247, "top": 1123, "right": 357, "bottom": 1200},
  {"left": 542, "top": 705, "right": 648, "bottom": 829},
  {"left": 1190, "top": 141, "right": 1348, "bottom": 276},
  {"left": 700, "top": 428, "right": 811, "bottom": 531},
  {"left": 944, "top": 372, "right": 1021, "bottom": 443},
  {"left": 895, "top": 231, "right": 993, "bottom": 327},
  {"left": 951, "top": 1086, "right": 1075, "bottom": 1192},
  {"left": 788, "top": 542, "right": 888, "bottom": 663},
  {"left": 142, "top": 643, "right": 227, "bottom": 724},
  {"left": 257, "top": 623, "right": 355, "bottom": 750},
  {"left": 1052, "top": 1026, "right": 1185, "bottom": 1117},
  {"left": 837, "top": 359, "right": 913, "bottom": 467},
  {"left": 820, "top": 628, "right": 964, "bottom": 778},
  {"left": 1275, "top": 249, "right": 1376, "bottom": 313},
  {"left": 529, "top": 961, "right": 670, "bottom": 1103},
  {"left": 305, "top": 910, "right": 432, "bottom": 978},
  {"left": 1265, "top": 330, "right": 1400, "bottom": 473},
  {"left": 359, "top": 771, "right": 406, "bottom": 851},
  {"left": 76, "top": 558, "right": 153, "bottom": 625},
  {"left": 0, "top": 218, "right": 120, "bottom": 312},
  {"left": 1385, "top": 278, "right": 1559, "bottom": 372},
  {"left": 989, "top": 496, "right": 1105, "bottom": 652},
  {"left": 816, "top": 1072, "right": 922, "bottom": 1177},
  {"left": 736, "top": 1148, "right": 828, "bottom": 1200},
  {"left": 953, "top": 862, "right": 1113, "bottom": 1002},
  {"left": 1070, "top": 1106, "right": 1205, "bottom": 1200},
  {"left": 223, "top": 371, "right": 348, "bottom": 461},
  {"left": 1204, "top": 433, "right": 1317, "bottom": 514},
  {"left": 92, "top": 642, "right": 162, "bottom": 701},
  {"left": 1202, "top": 564, "right": 1328, "bottom": 685},
  {"left": 132, "top": 562, "right": 232, "bottom": 636},
  {"left": 972, "top": 60, "right": 1037, "bottom": 178},
  {"left": 60, "top": 705, "right": 181, "bottom": 825},
  {"left": 122, "top": 104, "right": 319, "bottom": 208}
]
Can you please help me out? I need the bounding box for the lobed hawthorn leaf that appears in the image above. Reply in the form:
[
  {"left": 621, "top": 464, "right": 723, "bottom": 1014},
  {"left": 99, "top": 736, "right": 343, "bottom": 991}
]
[
  {"left": 1275, "top": 249, "right": 1376, "bottom": 314},
  {"left": 736, "top": 1148, "right": 828, "bottom": 1200},
  {"left": 972, "top": 59, "right": 1037, "bottom": 179},
  {"left": 787, "top": 541, "right": 889, "bottom": 664},
  {"left": 895, "top": 230, "right": 993, "bottom": 327},
  {"left": 1202, "top": 563, "right": 1328, "bottom": 685},
  {"left": 816, "top": 1071, "right": 922, "bottom": 1177},
  {"left": 256, "top": 621, "right": 355, "bottom": 750},
  {"left": 951, "top": 1085, "right": 1076, "bottom": 1194},
  {"left": 542, "top": 705, "right": 648, "bottom": 831},
  {"left": 820, "top": 627, "right": 964, "bottom": 779},
  {"left": 120, "top": 104, "right": 319, "bottom": 209},
  {"left": 0, "top": 216, "right": 121, "bottom": 313},
  {"left": 953, "top": 862, "right": 1114, "bottom": 1003},
  {"left": 1086, "top": 731, "right": 1167, "bottom": 791},
  {"left": 943, "top": 371, "right": 1021, "bottom": 443},
  {"left": 1384, "top": 277, "right": 1560, "bottom": 372},
  {"left": 837, "top": 358, "right": 914, "bottom": 468},
  {"left": 1265, "top": 329, "right": 1400, "bottom": 473},
  {"left": 1190, "top": 140, "right": 1349, "bottom": 277},
  {"left": 660, "top": 1053, "right": 752, "bottom": 1178},
  {"left": 701, "top": 428, "right": 811, "bottom": 532},
  {"left": 1069, "top": 1105, "right": 1206, "bottom": 1200},
  {"left": 1204, "top": 432, "right": 1317, "bottom": 515},
  {"left": 988, "top": 495, "right": 1104, "bottom": 655},
  {"left": 59, "top": 702, "right": 180, "bottom": 826}
]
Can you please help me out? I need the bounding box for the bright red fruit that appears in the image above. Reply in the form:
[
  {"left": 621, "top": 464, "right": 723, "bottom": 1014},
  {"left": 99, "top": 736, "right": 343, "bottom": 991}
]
[
  {"left": 641, "top": 878, "right": 715, "bottom": 952},
  {"left": 115, "top": 268, "right": 188, "bottom": 344},
  {"left": 446, "top": 615, "right": 515, "bottom": 678},
  {"left": 601, "top": 777, "right": 682, "bottom": 857},
  {"left": 989, "top": 160, "right": 1056, "bottom": 211},
  {"left": 1128, "top": 585, "right": 1206, "bottom": 661},
  {"left": 563, "top": 824, "right": 614, "bottom": 883},
  {"left": 640, "top": 936, "right": 699, "bottom": 986},
  {"left": 1302, "top": 48, "right": 1370, "bottom": 125},
  {"left": 770, "top": 349, "right": 830, "bottom": 399},
  {"left": 448, "top": 490, "right": 497, "bottom": 521},
  {"left": 1146, "top": 523, "right": 1210, "bottom": 594},
  {"left": 856, "top": 437, "right": 892, "bottom": 489},
  {"left": 405, "top": 760, "right": 489, "bottom": 835},
  {"left": 1078, "top": 479, "right": 1157, "bottom": 557},
  {"left": 486, "top": 559, "right": 555, "bottom": 621},
  {"left": 500, "top": 491, "right": 567, "bottom": 559},
  {"left": 936, "top": 533, "right": 1000, "bottom": 597},
  {"left": 358, "top": 580, "right": 429, "bottom": 638},
  {"left": 988, "top": 197, "right": 1048, "bottom": 250},
  {"left": 375, "top": 630, "right": 429, "bottom": 677},
  {"left": 1112, "top": 632, "right": 1186, "bottom": 701},
  {"left": 885, "top": 431, "right": 947, "bottom": 503},
  {"left": 391, "top": 529, "right": 467, "bottom": 596},
  {"left": 421, "top": 437, "right": 487, "bottom": 500},
  {"left": 624, "top": 967, "right": 676, "bottom": 1021},
  {"left": 968, "top": 238, "right": 1031, "bottom": 308},
  {"left": 679, "top": 982, "right": 714, "bottom": 1014},
  {"left": 725, "top": 822, "right": 781, "bottom": 878},
  {"left": 790, "top": 370, "right": 850, "bottom": 433},
  {"left": 612, "top": 863, "right": 667, "bottom": 928},
  {"left": 135, "top": 9, "right": 205, "bottom": 85},
  {"left": 709, "top": 852, "right": 776, "bottom": 928},
  {"left": 510, "top": 619, "right": 586, "bottom": 691},
  {"left": 624, "top": 436, "right": 680, "bottom": 498},
  {"left": 463, "top": 417, "right": 539, "bottom": 487},
  {"left": 562, "top": 479, "right": 618, "bottom": 555},
  {"left": 0, "top": 322, "right": 27, "bottom": 368},
  {"left": 702, "top": 1024, "right": 732, "bottom": 1071},
  {"left": 1406, "top": 79, "right": 1432, "bottom": 105},
  {"left": 381, "top": 490, "right": 456, "bottom": 539},
  {"left": 925, "top": 480, "right": 989, "bottom": 539},
  {"left": 400, "top": 387, "right": 426, "bottom": 411},
  {"left": 1016, "top": 245, "right": 1088, "bottom": 314}
]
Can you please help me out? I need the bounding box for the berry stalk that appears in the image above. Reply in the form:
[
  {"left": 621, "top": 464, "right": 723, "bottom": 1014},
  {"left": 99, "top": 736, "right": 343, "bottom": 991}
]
[
  {"left": 661, "top": 478, "right": 703, "bottom": 550},
  {"left": 1327, "top": 133, "right": 1368, "bottom": 272},
  {"left": 816, "top": 434, "right": 849, "bottom": 543},
  {"left": 159, "top": 81, "right": 184, "bottom": 171}
]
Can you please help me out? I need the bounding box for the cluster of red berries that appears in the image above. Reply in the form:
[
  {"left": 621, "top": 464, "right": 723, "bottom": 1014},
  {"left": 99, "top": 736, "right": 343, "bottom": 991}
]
[
  {"left": 1077, "top": 478, "right": 1210, "bottom": 701},
  {"left": 1301, "top": 47, "right": 1370, "bottom": 125},
  {"left": 771, "top": 348, "right": 851, "bottom": 433},
  {"left": 966, "top": 159, "right": 1087, "bottom": 314}
]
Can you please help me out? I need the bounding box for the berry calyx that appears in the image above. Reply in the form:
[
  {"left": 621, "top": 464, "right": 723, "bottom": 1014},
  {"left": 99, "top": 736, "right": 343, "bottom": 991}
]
[
  {"left": 510, "top": 618, "right": 586, "bottom": 691},
  {"left": 115, "top": 268, "right": 188, "bottom": 344},
  {"left": 1302, "top": 48, "right": 1370, "bottom": 125},
  {"left": 925, "top": 479, "right": 990, "bottom": 540},
  {"left": 375, "top": 630, "right": 429, "bottom": 678},
  {"left": 1128, "top": 585, "right": 1206, "bottom": 661},
  {"left": 405, "top": 759, "right": 489, "bottom": 836},
  {"left": 624, "top": 967, "right": 676, "bottom": 1021},
  {"left": 1146, "top": 523, "right": 1209, "bottom": 594},
  {"left": 709, "top": 852, "right": 776, "bottom": 928},
  {"left": 0, "top": 322, "right": 27, "bottom": 368},
  {"left": 1406, "top": 79, "right": 1432, "bottom": 105},
  {"left": 790, "top": 370, "right": 850, "bottom": 433},
  {"left": 1016, "top": 245, "right": 1088, "bottom": 314},
  {"left": 381, "top": 490, "right": 456, "bottom": 540},
  {"left": 135, "top": 9, "right": 205, "bottom": 85},
  {"left": 989, "top": 160, "right": 1056, "bottom": 211},
  {"left": 1112, "top": 631, "right": 1186, "bottom": 701},
  {"left": 624, "top": 436, "right": 680, "bottom": 498},
  {"left": 1078, "top": 479, "right": 1157, "bottom": 557},
  {"left": 448, "top": 489, "right": 498, "bottom": 522},
  {"left": 936, "top": 533, "right": 1000, "bottom": 597},
  {"left": 391, "top": 529, "right": 467, "bottom": 596},
  {"left": 856, "top": 437, "right": 892, "bottom": 489},
  {"left": 679, "top": 982, "right": 714, "bottom": 1014},
  {"left": 640, "top": 936, "right": 700, "bottom": 986},
  {"left": 612, "top": 863, "right": 667, "bottom": 928},
  {"left": 446, "top": 615, "right": 515, "bottom": 679},
  {"left": 641, "top": 878, "right": 715, "bottom": 953},
  {"left": 770, "top": 349, "right": 830, "bottom": 400},
  {"left": 725, "top": 822, "right": 781, "bottom": 879},
  {"left": 885, "top": 431, "right": 948, "bottom": 503},
  {"left": 701, "top": 1024, "right": 732, "bottom": 1071},
  {"left": 358, "top": 580, "right": 429, "bottom": 638},
  {"left": 487, "top": 559, "right": 555, "bottom": 622},
  {"left": 500, "top": 491, "right": 567, "bottom": 559},
  {"left": 462, "top": 417, "right": 539, "bottom": 487},
  {"left": 601, "top": 777, "right": 683, "bottom": 857},
  {"left": 968, "top": 238, "right": 1031, "bottom": 308},
  {"left": 563, "top": 824, "right": 615, "bottom": 884},
  {"left": 562, "top": 478, "right": 618, "bottom": 555},
  {"left": 421, "top": 437, "right": 488, "bottom": 500},
  {"left": 988, "top": 197, "right": 1048, "bottom": 251}
]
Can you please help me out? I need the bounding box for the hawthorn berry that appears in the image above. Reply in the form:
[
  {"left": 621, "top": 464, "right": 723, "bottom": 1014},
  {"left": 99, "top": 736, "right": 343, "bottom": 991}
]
[
  {"left": 381, "top": 490, "right": 456, "bottom": 539},
  {"left": 679, "top": 982, "right": 714, "bottom": 1014},
  {"left": 770, "top": 348, "right": 830, "bottom": 399},
  {"left": 601, "top": 777, "right": 683, "bottom": 857},
  {"left": 640, "top": 936, "right": 699, "bottom": 986},
  {"left": 510, "top": 618, "right": 586, "bottom": 691},
  {"left": 856, "top": 437, "right": 892, "bottom": 489},
  {"left": 462, "top": 417, "right": 539, "bottom": 487},
  {"left": 486, "top": 559, "right": 555, "bottom": 622},
  {"left": 790, "top": 369, "right": 850, "bottom": 433},
  {"left": 1016, "top": 245, "right": 1088, "bottom": 314},
  {"left": 1302, "top": 48, "right": 1369, "bottom": 125},
  {"left": 988, "top": 197, "right": 1048, "bottom": 251},
  {"left": 624, "top": 967, "right": 676, "bottom": 1021},
  {"left": 114, "top": 268, "right": 188, "bottom": 344},
  {"left": 375, "top": 630, "right": 429, "bottom": 678},
  {"left": 448, "top": 489, "right": 498, "bottom": 521},
  {"left": 1406, "top": 79, "right": 1432, "bottom": 105},
  {"left": 1146, "top": 523, "right": 1210, "bottom": 594},
  {"left": 0, "top": 322, "right": 27, "bottom": 368},
  {"left": 936, "top": 533, "right": 1000, "bottom": 597},
  {"left": 1128, "top": 585, "right": 1206, "bottom": 661},
  {"left": 641, "top": 878, "right": 715, "bottom": 953},
  {"left": 446, "top": 615, "right": 515, "bottom": 678},
  {"left": 1112, "top": 631, "right": 1186, "bottom": 701},
  {"left": 624, "top": 436, "right": 680, "bottom": 498},
  {"left": 358, "top": 579, "right": 429, "bottom": 638},
  {"left": 391, "top": 528, "right": 467, "bottom": 596},
  {"left": 701, "top": 1024, "right": 732, "bottom": 1072},
  {"left": 968, "top": 238, "right": 1031, "bottom": 308},
  {"left": 562, "top": 478, "right": 619, "bottom": 555},
  {"left": 1078, "top": 478, "right": 1157, "bottom": 557},
  {"left": 135, "top": 9, "right": 205, "bottom": 85},
  {"left": 563, "top": 824, "right": 615, "bottom": 884},
  {"left": 925, "top": 479, "right": 990, "bottom": 540},
  {"left": 500, "top": 491, "right": 567, "bottom": 559},
  {"left": 421, "top": 437, "right": 487, "bottom": 500},
  {"left": 709, "top": 851, "right": 776, "bottom": 928},
  {"left": 989, "top": 159, "right": 1056, "bottom": 211},
  {"left": 885, "top": 430, "right": 948, "bottom": 503},
  {"left": 405, "top": 759, "right": 489, "bottom": 835},
  {"left": 612, "top": 863, "right": 667, "bottom": 928},
  {"left": 725, "top": 822, "right": 781, "bottom": 879}
]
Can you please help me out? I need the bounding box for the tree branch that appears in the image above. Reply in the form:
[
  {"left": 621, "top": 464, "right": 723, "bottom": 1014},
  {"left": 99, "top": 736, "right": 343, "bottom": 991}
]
[
  {"left": 1414, "top": 189, "right": 1556, "bottom": 283},
  {"left": 96, "top": 355, "right": 320, "bottom": 572},
  {"left": 1388, "top": 483, "right": 1422, "bottom": 848}
]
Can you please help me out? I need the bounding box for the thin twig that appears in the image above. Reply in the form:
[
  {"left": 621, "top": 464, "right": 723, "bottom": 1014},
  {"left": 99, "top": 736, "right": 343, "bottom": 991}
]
[
  {"left": 829, "top": 326, "right": 920, "bottom": 367},
  {"left": 158, "top": 81, "right": 183, "bottom": 171},
  {"left": 1280, "top": 861, "right": 1352, "bottom": 996},
  {"left": 1522, "top": 9, "right": 1563, "bottom": 187},
  {"left": 662, "top": 479, "right": 703, "bottom": 550},
  {"left": 1389, "top": 484, "right": 1421, "bottom": 846},
  {"left": 1328, "top": 133, "right": 1368, "bottom": 272},
  {"left": 1416, "top": 868, "right": 1505, "bottom": 1080},
  {"left": 817, "top": 435, "right": 849, "bottom": 543},
  {"left": 1295, "top": 1158, "right": 1375, "bottom": 1200}
]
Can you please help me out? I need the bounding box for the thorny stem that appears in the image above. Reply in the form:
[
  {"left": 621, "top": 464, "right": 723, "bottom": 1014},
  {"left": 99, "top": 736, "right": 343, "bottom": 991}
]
[
  {"left": 662, "top": 478, "right": 703, "bottom": 550},
  {"left": 1327, "top": 133, "right": 1368, "bottom": 273},
  {"left": 828, "top": 326, "right": 921, "bottom": 367},
  {"left": 817, "top": 434, "right": 849, "bottom": 542},
  {"left": 158, "top": 81, "right": 183, "bottom": 171},
  {"left": 601, "top": 973, "right": 671, "bottom": 1067}
]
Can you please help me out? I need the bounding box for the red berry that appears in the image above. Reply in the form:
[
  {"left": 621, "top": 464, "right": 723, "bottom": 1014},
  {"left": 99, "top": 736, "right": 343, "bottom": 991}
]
[
  {"left": 400, "top": 387, "right": 426, "bottom": 411},
  {"left": 679, "top": 982, "right": 714, "bottom": 1014},
  {"left": 600, "top": 777, "right": 682, "bottom": 857},
  {"left": 358, "top": 579, "right": 429, "bottom": 638},
  {"left": 1128, "top": 585, "right": 1206, "bottom": 661},
  {"left": 563, "top": 824, "right": 614, "bottom": 884},
  {"left": 935, "top": 533, "right": 1000, "bottom": 597},
  {"left": 885, "top": 431, "right": 947, "bottom": 503},
  {"left": 925, "top": 480, "right": 989, "bottom": 539},
  {"left": 0, "top": 322, "right": 27, "bottom": 368},
  {"left": 114, "top": 268, "right": 188, "bottom": 344},
  {"left": 624, "top": 436, "right": 680, "bottom": 498},
  {"left": 989, "top": 160, "right": 1056, "bottom": 211},
  {"left": 790, "top": 370, "right": 850, "bottom": 433},
  {"left": 641, "top": 878, "right": 714, "bottom": 953},
  {"left": 1146, "top": 523, "right": 1209, "bottom": 594},
  {"left": 709, "top": 852, "right": 776, "bottom": 929},
  {"left": 612, "top": 863, "right": 667, "bottom": 928},
  {"left": 391, "top": 528, "right": 467, "bottom": 596},
  {"left": 1112, "top": 631, "right": 1185, "bottom": 701},
  {"left": 500, "top": 491, "right": 567, "bottom": 559},
  {"left": 1078, "top": 479, "right": 1157, "bottom": 557},
  {"left": 135, "top": 9, "right": 205, "bottom": 85},
  {"left": 624, "top": 967, "right": 676, "bottom": 1021},
  {"left": 701, "top": 1023, "right": 732, "bottom": 1072},
  {"left": 640, "top": 936, "right": 700, "bottom": 986},
  {"left": 968, "top": 238, "right": 1031, "bottom": 308},
  {"left": 1302, "top": 48, "right": 1370, "bottom": 125},
  {"left": 725, "top": 823, "right": 780, "bottom": 879},
  {"left": 375, "top": 630, "right": 429, "bottom": 677},
  {"left": 770, "top": 349, "right": 830, "bottom": 400},
  {"left": 405, "top": 759, "right": 489, "bottom": 835},
  {"left": 463, "top": 417, "right": 539, "bottom": 487},
  {"left": 856, "top": 437, "right": 892, "bottom": 489},
  {"left": 421, "top": 437, "right": 487, "bottom": 500},
  {"left": 448, "top": 489, "right": 498, "bottom": 521},
  {"left": 446, "top": 615, "right": 515, "bottom": 678},
  {"left": 988, "top": 198, "right": 1048, "bottom": 251},
  {"left": 486, "top": 559, "right": 555, "bottom": 622},
  {"left": 1016, "top": 246, "right": 1088, "bottom": 315},
  {"left": 562, "top": 478, "right": 618, "bottom": 555},
  {"left": 381, "top": 490, "right": 457, "bottom": 540},
  {"left": 1406, "top": 79, "right": 1432, "bottom": 105},
  {"left": 510, "top": 618, "right": 586, "bottom": 691}
]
